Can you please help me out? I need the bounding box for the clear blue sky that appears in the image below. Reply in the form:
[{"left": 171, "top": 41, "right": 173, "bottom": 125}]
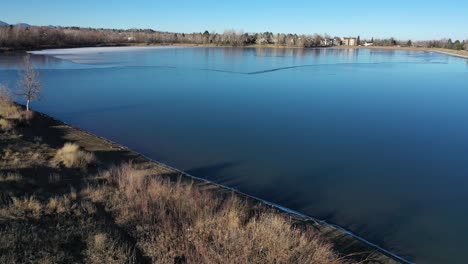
[{"left": 1, "top": 0, "right": 467, "bottom": 40}]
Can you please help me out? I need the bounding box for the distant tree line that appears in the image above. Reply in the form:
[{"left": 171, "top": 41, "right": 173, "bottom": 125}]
[
  {"left": 422, "top": 39, "right": 467, "bottom": 50},
  {"left": 0, "top": 25, "right": 335, "bottom": 49},
  {"left": 1, "top": 24, "right": 466, "bottom": 51},
  {"left": 364, "top": 37, "right": 467, "bottom": 50},
  {"left": 368, "top": 38, "right": 398, "bottom": 46}
]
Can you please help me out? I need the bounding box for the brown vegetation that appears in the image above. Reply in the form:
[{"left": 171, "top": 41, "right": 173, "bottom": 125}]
[
  {"left": 83, "top": 163, "right": 340, "bottom": 263},
  {"left": 52, "top": 142, "right": 96, "bottom": 169},
  {"left": 0, "top": 84, "right": 34, "bottom": 123},
  {"left": 0, "top": 118, "right": 12, "bottom": 131},
  {"left": 0, "top": 192, "right": 136, "bottom": 263},
  {"left": 0, "top": 113, "right": 138, "bottom": 263},
  {"left": 86, "top": 232, "right": 136, "bottom": 264}
]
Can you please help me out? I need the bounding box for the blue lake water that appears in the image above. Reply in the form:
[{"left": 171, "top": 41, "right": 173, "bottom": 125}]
[{"left": 1, "top": 47, "right": 467, "bottom": 263}]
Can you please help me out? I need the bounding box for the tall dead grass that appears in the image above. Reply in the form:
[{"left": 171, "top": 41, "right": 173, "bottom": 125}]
[
  {"left": 52, "top": 143, "right": 96, "bottom": 169},
  {"left": 86, "top": 232, "right": 136, "bottom": 264},
  {"left": 0, "top": 196, "right": 42, "bottom": 219},
  {"left": 0, "top": 85, "right": 34, "bottom": 123},
  {"left": 0, "top": 118, "right": 12, "bottom": 131},
  {"left": 93, "top": 163, "right": 341, "bottom": 264},
  {"left": 0, "top": 192, "right": 133, "bottom": 263}
]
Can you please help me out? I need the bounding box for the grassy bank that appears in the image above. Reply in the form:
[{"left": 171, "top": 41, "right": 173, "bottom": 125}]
[{"left": 0, "top": 96, "right": 401, "bottom": 263}]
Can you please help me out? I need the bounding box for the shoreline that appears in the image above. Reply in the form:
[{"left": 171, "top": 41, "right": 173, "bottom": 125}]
[
  {"left": 1, "top": 43, "right": 304, "bottom": 53},
  {"left": 3, "top": 42, "right": 468, "bottom": 59},
  {"left": 23, "top": 108, "right": 408, "bottom": 263},
  {"left": 333, "top": 45, "right": 468, "bottom": 59}
]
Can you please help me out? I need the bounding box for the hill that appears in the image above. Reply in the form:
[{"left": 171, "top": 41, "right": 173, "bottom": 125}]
[{"left": 15, "top": 23, "right": 31, "bottom": 28}]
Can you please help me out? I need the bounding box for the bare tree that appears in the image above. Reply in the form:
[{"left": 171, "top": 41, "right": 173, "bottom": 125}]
[{"left": 17, "top": 54, "right": 41, "bottom": 111}]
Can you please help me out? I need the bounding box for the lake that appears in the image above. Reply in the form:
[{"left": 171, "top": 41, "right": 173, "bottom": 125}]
[{"left": 1, "top": 47, "right": 467, "bottom": 263}]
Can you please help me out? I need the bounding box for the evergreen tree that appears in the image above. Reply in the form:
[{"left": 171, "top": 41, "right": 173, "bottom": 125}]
[{"left": 447, "top": 38, "right": 453, "bottom": 49}]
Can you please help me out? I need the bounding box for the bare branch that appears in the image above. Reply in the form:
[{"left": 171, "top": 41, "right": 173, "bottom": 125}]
[{"left": 17, "top": 54, "right": 41, "bottom": 111}]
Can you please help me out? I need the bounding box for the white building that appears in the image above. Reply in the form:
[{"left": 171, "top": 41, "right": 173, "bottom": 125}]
[{"left": 341, "top": 37, "right": 357, "bottom": 46}]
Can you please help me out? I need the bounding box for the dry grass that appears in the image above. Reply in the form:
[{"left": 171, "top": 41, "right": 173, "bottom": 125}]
[
  {"left": 52, "top": 142, "right": 96, "bottom": 169},
  {"left": 0, "top": 191, "right": 131, "bottom": 263},
  {"left": 1, "top": 148, "right": 21, "bottom": 167},
  {"left": 1, "top": 143, "right": 49, "bottom": 170},
  {"left": 0, "top": 103, "right": 21, "bottom": 118},
  {"left": 86, "top": 232, "right": 136, "bottom": 264},
  {"left": 0, "top": 196, "right": 42, "bottom": 219},
  {"left": 86, "top": 163, "right": 342, "bottom": 264},
  {"left": 0, "top": 118, "right": 12, "bottom": 131},
  {"left": 45, "top": 194, "right": 74, "bottom": 214},
  {"left": 0, "top": 87, "right": 34, "bottom": 124}
]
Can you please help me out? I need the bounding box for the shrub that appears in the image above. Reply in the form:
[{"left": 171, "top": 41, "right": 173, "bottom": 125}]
[{"left": 52, "top": 143, "right": 96, "bottom": 169}]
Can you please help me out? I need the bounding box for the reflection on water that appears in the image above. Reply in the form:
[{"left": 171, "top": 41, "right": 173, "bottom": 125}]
[
  {"left": 0, "top": 52, "right": 64, "bottom": 69},
  {"left": 1, "top": 47, "right": 468, "bottom": 264}
]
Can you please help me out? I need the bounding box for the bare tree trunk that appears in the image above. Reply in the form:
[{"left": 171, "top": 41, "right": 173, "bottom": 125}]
[{"left": 18, "top": 54, "right": 41, "bottom": 112}]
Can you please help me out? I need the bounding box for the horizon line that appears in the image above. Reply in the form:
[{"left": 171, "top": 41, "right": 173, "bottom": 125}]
[{"left": 1, "top": 19, "right": 466, "bottom": 42}]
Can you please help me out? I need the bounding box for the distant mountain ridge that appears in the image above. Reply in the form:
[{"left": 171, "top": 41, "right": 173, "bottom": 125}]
[
  {"left": 1, "top": 22, "right": 62, "bottom": 28},
  {"left": 15, "top": 23, "right": 31, "bottom": 28},
  {"left": 0, "top": 21, "right": 33, "bottom": 27}
]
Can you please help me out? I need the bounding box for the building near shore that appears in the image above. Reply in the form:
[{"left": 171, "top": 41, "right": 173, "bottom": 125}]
[
  {"left": 342, "top": 37, "right": 358, "bottom": 46},
  {"left": 333, "top": 37, "right": 342, "bottom": 46},
  {"left": 321, "top": 38, "right": 335, "bottom": 46}
]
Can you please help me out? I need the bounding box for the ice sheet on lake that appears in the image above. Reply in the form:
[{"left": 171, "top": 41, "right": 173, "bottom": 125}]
[{"left": 29, "top": 46, "right": 184, "bottom": 65}]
